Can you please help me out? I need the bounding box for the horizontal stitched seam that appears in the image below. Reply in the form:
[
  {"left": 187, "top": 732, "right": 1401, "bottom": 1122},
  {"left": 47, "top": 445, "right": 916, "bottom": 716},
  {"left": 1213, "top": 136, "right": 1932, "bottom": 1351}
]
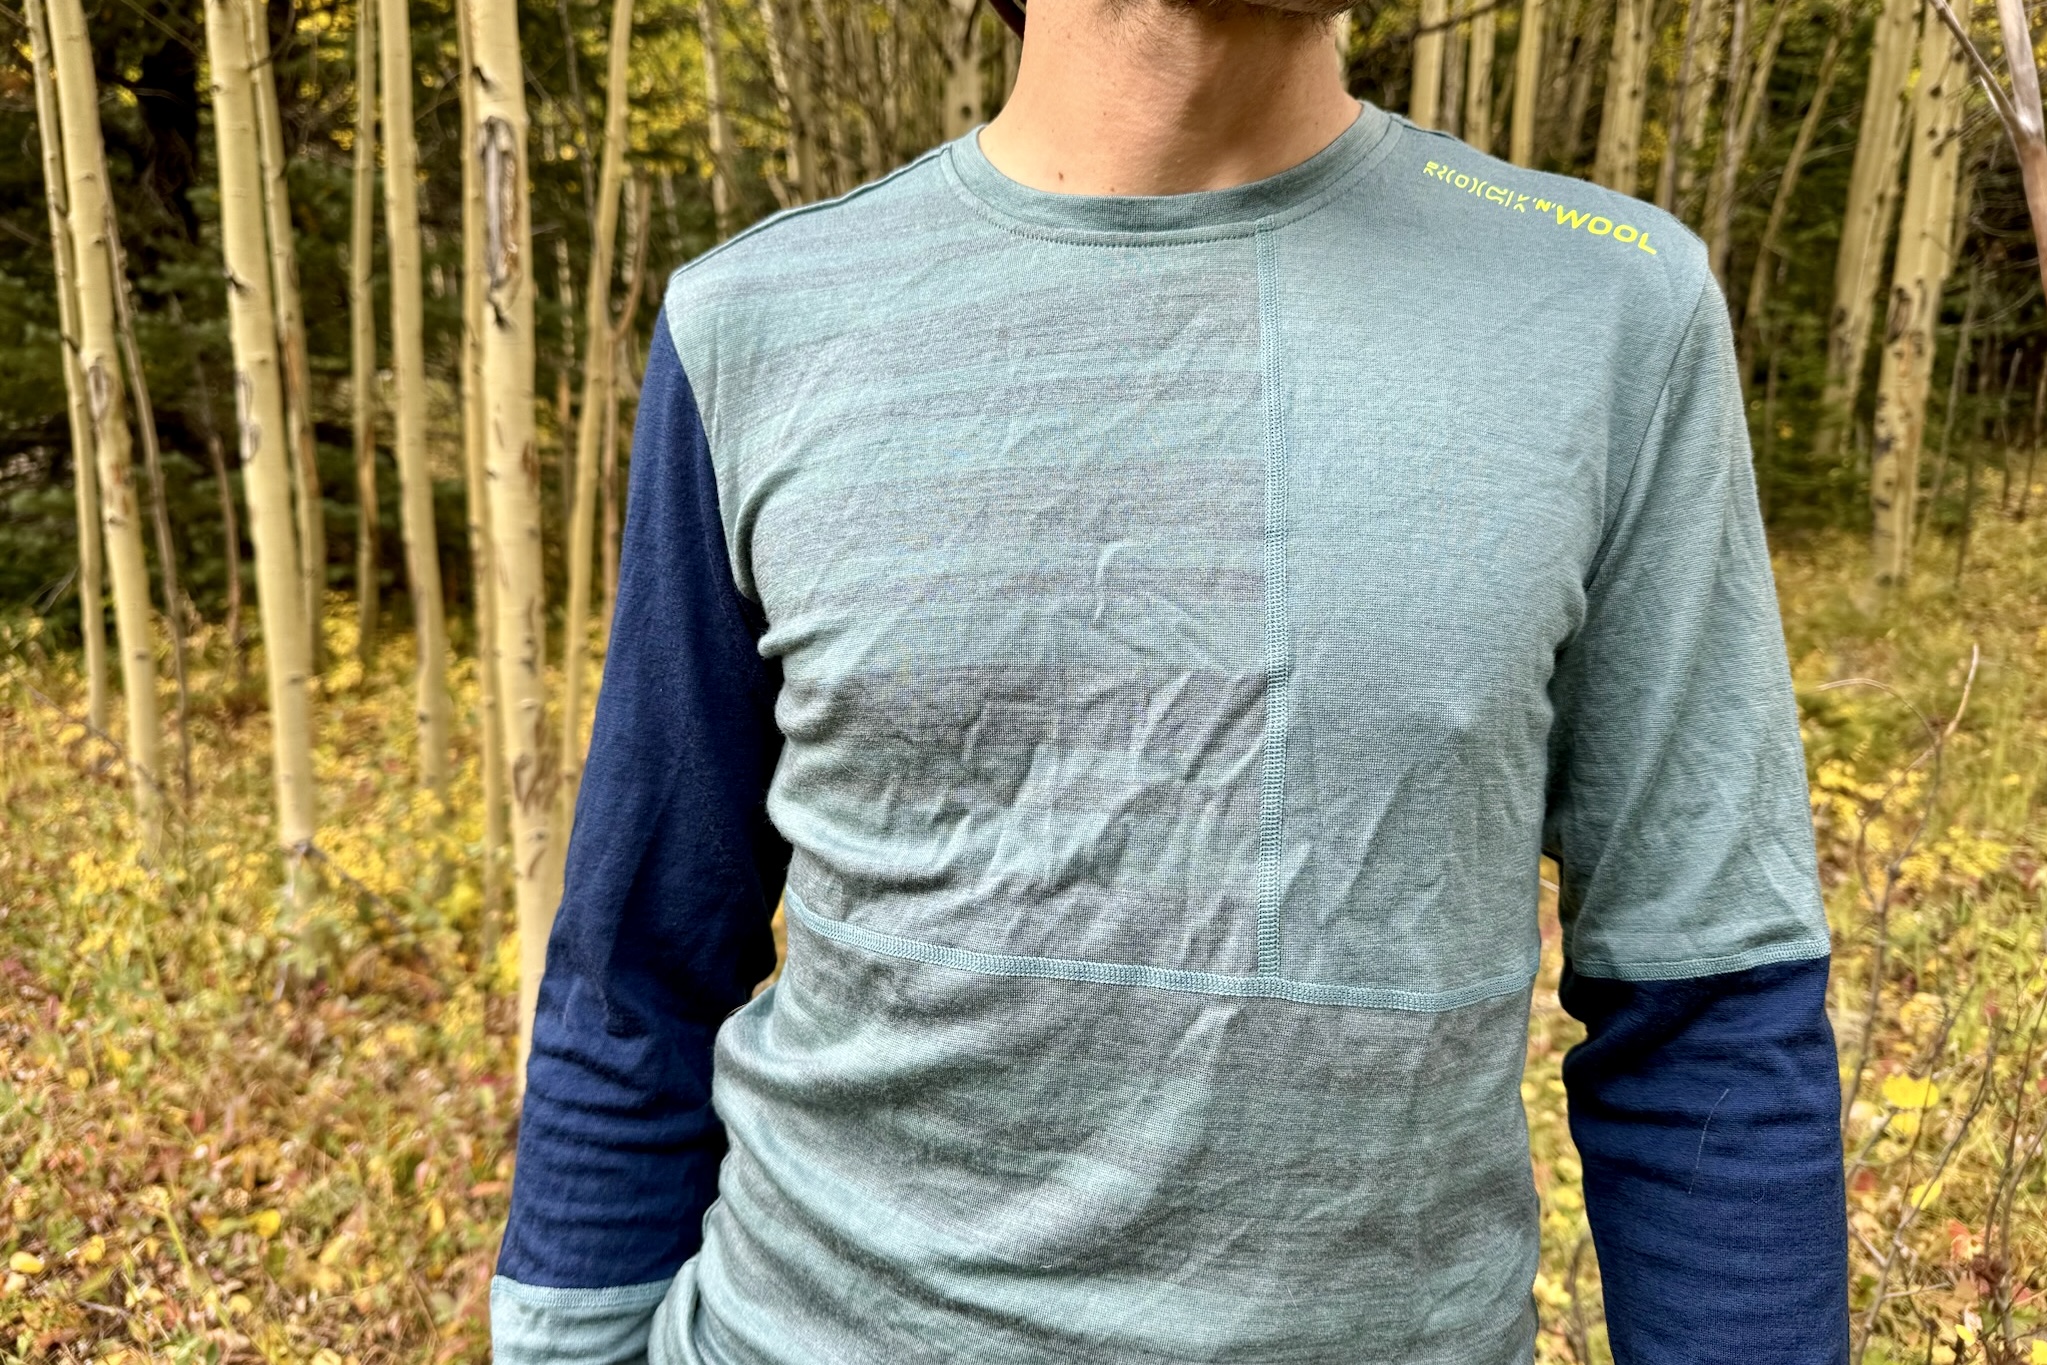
[
  {"left": 1566, "top": 935, "right": 1833, "bottom": 983},
  {"left": 785, "top": 888, "right": 1534, "bottom": 1014},
  {"left": 489, "top": 1275, "right": 673, "bottom": 1308}
]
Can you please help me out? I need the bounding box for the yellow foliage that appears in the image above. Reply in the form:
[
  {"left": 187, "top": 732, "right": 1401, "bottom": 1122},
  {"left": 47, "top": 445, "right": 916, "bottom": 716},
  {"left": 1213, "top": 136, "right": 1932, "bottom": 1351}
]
[
  {"left": 1882, "top": 1074, "right": 1941, "bottom": 1110},
  {"left": 2, "top": 500, "right": 2044, "bottom": 1365}
]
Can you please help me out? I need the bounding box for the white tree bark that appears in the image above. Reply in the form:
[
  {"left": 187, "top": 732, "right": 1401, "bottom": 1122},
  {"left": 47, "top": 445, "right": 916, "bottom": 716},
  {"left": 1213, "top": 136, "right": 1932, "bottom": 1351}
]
[
  {"left": 1510, "top": 0, "right": 1546, "bottom": 166},
  {"left": 1593, "top": 0, "right": 1653, "bottom": 192},
  {"left": 1871, "top": 9, "right": 1967, "bottom": 587},
  {"left": 1412, "top": 0, "right": 1448, "bottom": 129},
  {"left": 352, "top": 0, "right": 380, "bottom": 668},
  {"left": 942, "top": 0, "right": 984, "bottom": 140},
  {"left": 25, "top": 0, "right": 105, "bottom": 733},
  {"left": 1705, "top": 0, "right": 1791, "bottom": 284},
  {"left": 247, "top": 0, "right": 327, "bottom": 675},
  {"left": 1654, "top": 0, "right": 1710, "bottom": 210},
  {"left": 1465, "top": 7, "right": 1498, "bottom": 153},
  {"left": 1822, "top": 0, "right": 1920, "bottom": 449},
  {"left": 203, "top": 0, "right": 319, "bottom": 857},
  {"left": 381, "top": 0, "right": 455, "bottom": 794},
  {"left": 562, "top": 0, "right": 637, "bottom": 821},
  {"left": 702, "top": 0, "right": 738, "bottom": 232},
  {"left": 757, "top": 0, "right": 818, "bottom": 202},
  {"left": 456, "top": 0, "right": 507, "bottom": 925},
  {"left": 47, "top": 0, "right": 162, "bottom": 847},
  {"left": 472, "top": 0, "right": 565, "bottom": 1072}
]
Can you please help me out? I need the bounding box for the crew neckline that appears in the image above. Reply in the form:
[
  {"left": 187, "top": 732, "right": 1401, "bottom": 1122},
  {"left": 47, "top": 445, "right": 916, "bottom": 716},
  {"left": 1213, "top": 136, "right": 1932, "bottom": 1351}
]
[{"left": 946, "top": 100, "right": 1396, "bottom": 240}]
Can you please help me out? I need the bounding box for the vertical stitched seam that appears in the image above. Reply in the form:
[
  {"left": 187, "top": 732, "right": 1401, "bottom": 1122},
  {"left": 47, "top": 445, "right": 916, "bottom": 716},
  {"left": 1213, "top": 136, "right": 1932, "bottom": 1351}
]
[{"left": 1255, "top": 226, "right": 1288, "bottom": 978}]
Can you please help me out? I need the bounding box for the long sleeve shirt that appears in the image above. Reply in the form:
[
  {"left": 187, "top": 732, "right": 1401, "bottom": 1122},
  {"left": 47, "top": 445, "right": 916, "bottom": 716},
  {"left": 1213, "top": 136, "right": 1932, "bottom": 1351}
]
[{"left": 492, "top": 103, "right": 1850, "bottom": 1365}]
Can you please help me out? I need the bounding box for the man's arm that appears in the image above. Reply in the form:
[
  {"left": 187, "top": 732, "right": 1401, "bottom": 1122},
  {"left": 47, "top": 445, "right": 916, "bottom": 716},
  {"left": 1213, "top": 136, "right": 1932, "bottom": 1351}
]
[
  {"left": 492, "top": 309, "right": 789, "bottom": 1363},
  {"left": 1543, "top": 278, "right": 1848, "bottom": 1363}
]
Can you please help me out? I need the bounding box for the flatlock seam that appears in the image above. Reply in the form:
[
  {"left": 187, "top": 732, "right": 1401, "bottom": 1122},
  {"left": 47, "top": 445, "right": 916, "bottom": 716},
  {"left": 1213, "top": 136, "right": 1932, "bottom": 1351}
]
[
  {"left": 784, "top": 888, "right": 1535, "bottom": 1014},
  {"left": 1255, "top": 226, "right": 1289, "bottom": 979},
  {"left": 1566, "top": 934, "right": 1834, "bottom": 982}
]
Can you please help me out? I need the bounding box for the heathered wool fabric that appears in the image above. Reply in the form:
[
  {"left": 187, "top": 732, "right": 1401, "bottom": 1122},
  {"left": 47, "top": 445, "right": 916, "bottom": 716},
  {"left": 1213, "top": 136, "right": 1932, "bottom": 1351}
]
[{"left": 493, "top": 104, "right": 1843, "bottom": 1364}]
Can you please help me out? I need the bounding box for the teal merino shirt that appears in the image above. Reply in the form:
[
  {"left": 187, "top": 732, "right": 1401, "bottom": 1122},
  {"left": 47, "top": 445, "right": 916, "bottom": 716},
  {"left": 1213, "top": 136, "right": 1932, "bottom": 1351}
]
[{"left": 494, "top": 104, "right": 1848, "bottom": 1363}]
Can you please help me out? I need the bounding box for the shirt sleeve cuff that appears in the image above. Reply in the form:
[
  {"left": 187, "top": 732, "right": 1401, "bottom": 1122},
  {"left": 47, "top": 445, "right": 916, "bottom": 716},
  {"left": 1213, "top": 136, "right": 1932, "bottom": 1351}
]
[{"left": 490, "top": 1275, "right": 674, "bottom": 1365}]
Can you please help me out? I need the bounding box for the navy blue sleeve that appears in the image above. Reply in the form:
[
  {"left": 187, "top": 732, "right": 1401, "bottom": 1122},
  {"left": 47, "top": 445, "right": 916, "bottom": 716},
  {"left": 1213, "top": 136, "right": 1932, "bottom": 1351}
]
[
  {"left": 1560, "top": 957, "right": 1849, "bottom": 1364},
  {"left": 498, "top": 309, "right": 788, "bottom": 1290}
]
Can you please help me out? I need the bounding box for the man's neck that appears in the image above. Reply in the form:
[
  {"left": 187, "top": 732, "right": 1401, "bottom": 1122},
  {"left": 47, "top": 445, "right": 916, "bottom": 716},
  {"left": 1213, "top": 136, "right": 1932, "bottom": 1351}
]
[{"left": 977, "top": 0, "right": 1359, "bottom": 197}]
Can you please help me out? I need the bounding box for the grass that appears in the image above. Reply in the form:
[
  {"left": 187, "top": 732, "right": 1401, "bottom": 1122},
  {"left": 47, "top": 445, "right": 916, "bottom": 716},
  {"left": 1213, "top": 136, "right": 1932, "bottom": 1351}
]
[{"left": 1, "top": 507, "right": 2043, "bottom": 1364}]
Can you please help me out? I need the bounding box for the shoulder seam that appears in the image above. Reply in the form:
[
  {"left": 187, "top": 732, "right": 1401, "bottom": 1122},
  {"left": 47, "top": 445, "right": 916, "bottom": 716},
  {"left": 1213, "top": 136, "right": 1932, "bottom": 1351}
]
[
  {"left": 668, "top": 141, "right": 954, "bottom": 285},
  {"left": 1583, "top": 272, "right": 1719, "bottom": 590}
]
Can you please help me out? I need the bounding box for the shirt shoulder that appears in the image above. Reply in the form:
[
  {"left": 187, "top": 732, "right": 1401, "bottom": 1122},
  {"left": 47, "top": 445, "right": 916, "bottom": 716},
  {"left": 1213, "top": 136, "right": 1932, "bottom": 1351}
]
[
  {"left": 662, "top": 144, "right": 969, "bottom": 386},
  {"left": 1369, "top": 119, "right": 1715, "bottom": 349}
]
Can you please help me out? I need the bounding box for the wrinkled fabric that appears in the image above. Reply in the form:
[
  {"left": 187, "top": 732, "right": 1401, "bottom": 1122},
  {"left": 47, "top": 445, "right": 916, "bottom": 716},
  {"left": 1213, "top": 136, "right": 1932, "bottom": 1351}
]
[{"left": 495, "top": 104, "right": 1841, "bottom": 1365}]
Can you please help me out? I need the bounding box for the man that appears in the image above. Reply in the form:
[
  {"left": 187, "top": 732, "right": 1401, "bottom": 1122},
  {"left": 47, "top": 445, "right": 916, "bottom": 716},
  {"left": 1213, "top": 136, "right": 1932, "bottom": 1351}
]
[{"left": 491, "top": 0, "right": 1850, "bottom": 1359}]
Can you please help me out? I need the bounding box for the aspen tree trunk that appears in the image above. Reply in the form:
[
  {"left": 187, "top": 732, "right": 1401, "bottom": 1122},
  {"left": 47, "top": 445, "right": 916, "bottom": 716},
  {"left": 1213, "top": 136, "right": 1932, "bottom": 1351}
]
[
  {"left": 105, "top": 199, "right": 192, "bottom": 798},
  {"left": 1701, "top": 0, "right": 1750, "bottom": 271},
  {"left": 456, "top": 0, "right": 506, "bottom": 924},
  {"left": 380, "top": 0, "right": 454, "bottom": 794},
  {"left": 47, "top": 0, "right": 162, "bottom": 846},
  {"left": 204, "top": 424, "right": 246, "bottom": 675},
  {"left": 811, "top": 0, "right": 856, "bottom": 193},
  {"left": 1742, "top": 21, "right": 1844, "bottom": 366},
  {"left": 600, "top": 177, "right": 651, "bottom": 651},
  {"left": 1871, "top": 9, "right": 1966, "bottom": 587},
  {"left": 850, "top": 10, "right": 889, "bottom": 179},
  {"left": 1561, "top": 0, "right": 1604, "bottom": 161},
  {"left": 943, "top": 0, "right": 984, "bottom": 141},
  {"left": 204, "top": 0, "right": 318, "bottom": 856},
  {"left": 1445, "top": 21, "right": 1469, "bottom": 137},
  {"left": 757, "top": 0, "right": 818, "bottom": 202},
  {"left": 1412, "top": 0, "right": 1448, "bottom": 129},
  {"left": 89, "top": 44, "right": 190, "bottom": 791},
  {"left": 1593, "top": 0, "right": 1653, "bottom": 192},
  {"left": 785, "top": 4, "right": 824, "bottom": 200},
  {"left": 1465, "top": 7, "right": 1497, "bottom": 153},
  {"left": 1705, "top": 0, "right": 1789, "bottom": 284},
  {"left": 472, "top": 0, "right": 565, "bottom": 1071},
  {"left": 553, "top": 233, "right": 577, "bottom": 527},
  {"left": 178, "top": 294, "right": 246, "bottom": 675},
  {"left": 600, "top": 336, "right": 623, "bottom": 644},
  {"left": 1510, "top": 0, "right": 1546, "bottom": 166},
  {"left": 25, "top": 0, "right": 105, "bottom": 732},
  {"left": 562, "top": 0, "right": 636, "bottom": 821},
  {"left": 554, "top": 0, "right": 599, "bottom": 223},
  {"left": 703, "top": 0, "right": 739, "bottom": 232},
  {"left": 1675, "top": 0, "right": 1726, "bottom": 212},
  {"left": 1655, "top": 0, "right": 1709, "bottom": 210},
  {"left": 352, "top": 0, "right": 380, "bottom": 668},
  {"left": 1822, "top": 0, "right": 1919, "bottom": 451},
  {"left": 1977, "top": 0, "right": 2047, "bottom": 304},
  {"left": 247, "top": 0, "right": 327, "bottom": 675}
]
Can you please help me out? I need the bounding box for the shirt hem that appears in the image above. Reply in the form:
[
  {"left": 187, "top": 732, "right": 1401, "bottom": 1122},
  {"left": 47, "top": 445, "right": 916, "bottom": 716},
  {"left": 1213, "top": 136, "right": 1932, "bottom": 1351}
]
[
  {"left": 1565, "top": 935, "right": 1832, "bottom": 982},
  {"left": 785, "top": 887, "right": 1535, "bottom": 1013}
]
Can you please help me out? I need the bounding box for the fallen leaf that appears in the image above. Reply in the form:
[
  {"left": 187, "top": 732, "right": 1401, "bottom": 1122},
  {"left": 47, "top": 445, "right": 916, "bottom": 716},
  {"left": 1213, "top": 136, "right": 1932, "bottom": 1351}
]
[{"left": 1883, "top": 1074, "right": 1941, "bottom": 1110}]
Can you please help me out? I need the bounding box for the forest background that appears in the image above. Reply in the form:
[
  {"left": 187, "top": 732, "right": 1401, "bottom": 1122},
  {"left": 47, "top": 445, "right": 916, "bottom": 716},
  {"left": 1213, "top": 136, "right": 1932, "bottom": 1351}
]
[{"left": 1, "top": 0, "right": 2045, "bottom": 1360}]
